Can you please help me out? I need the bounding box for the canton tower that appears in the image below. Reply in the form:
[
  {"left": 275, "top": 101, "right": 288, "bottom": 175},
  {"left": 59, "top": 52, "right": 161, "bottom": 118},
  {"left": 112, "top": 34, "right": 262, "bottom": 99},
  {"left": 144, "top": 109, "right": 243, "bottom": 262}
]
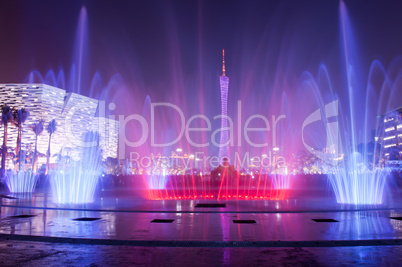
[{"left": 218, "top": 49, "right": 230, "bottom": 162}]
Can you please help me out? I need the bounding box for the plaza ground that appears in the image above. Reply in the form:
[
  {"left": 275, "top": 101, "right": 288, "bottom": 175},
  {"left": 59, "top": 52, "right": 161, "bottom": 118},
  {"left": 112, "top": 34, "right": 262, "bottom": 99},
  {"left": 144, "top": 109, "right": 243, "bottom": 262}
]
[{"left": 0, "top": 183, "right": 402, "bottom": 266}]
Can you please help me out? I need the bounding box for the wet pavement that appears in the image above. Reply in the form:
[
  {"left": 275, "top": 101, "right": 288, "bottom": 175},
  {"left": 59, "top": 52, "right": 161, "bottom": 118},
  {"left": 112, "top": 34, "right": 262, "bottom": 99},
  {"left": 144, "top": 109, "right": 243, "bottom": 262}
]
[
  {"left": 1, "top": 240, "right": 402, "bottom": 266},
  {"left": 0, "top": 189, "right": 402, "bottom": 266}
]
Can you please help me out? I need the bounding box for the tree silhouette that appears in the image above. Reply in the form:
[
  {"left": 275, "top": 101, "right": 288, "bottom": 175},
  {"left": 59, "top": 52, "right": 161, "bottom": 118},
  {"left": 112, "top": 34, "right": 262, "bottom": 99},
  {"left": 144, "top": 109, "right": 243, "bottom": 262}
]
[
  {"left": 13, "top": 108, "right": 30, "bottom": 171},
  {"left": 46, "top": 119, "right": 57, "bottom": 174},
  {"left": 30, "top": 119, "right": 44, "bottom": 173},
  {"left": 1, "top": 105, "right": 13, "bottom": 176}
]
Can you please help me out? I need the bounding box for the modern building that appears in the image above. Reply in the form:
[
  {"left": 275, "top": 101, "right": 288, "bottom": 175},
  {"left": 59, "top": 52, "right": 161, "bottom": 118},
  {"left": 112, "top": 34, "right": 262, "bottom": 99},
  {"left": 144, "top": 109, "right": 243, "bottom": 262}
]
[
  {"left": 218, "top": 49, "right": 230, "bottom": 162},
  {"left": 0, "top": 83, "right": 119, "bottom": 169},
  {"left": 91, "top": 117, "right": 120, "bottom": 159},
  {"left": 376, "top": 106, "right": 402, "bottom": 159}
]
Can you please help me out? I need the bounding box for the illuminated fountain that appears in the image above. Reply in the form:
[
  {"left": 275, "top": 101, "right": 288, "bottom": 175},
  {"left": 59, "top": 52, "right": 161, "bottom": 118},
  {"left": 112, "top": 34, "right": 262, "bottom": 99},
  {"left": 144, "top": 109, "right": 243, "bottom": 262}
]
[
  {"left": 323, "top": 1, "right": 401, "bottom": 205},
  {"left": 144, "top": 173, "right": 289, "bottom": 201},
  {"left": 138, "top": 49, "right": 293, "bottom": 201},
  {"left": 5, "top": 171, "right": 37, "bottom": 193},
  {"left": 50, "top": 131, "right": 102, "bottom": 204},
  {"left": 22, "top": 8, "right": 108, "bottom": 204},
  {"left": 329, "top": 168, "right": 389, "bottom": 205},
  {"left": 3, "top": 106, "right": 39, "bottom": 193},
  {"left": 271, "top": 174, "right": 291, "bottom": 190},
  {"left": 142, "top": 158, "right": 290, "bottom": 200},
  {"left": 13, "top": 2, "right": 401, "bottom": 206}
]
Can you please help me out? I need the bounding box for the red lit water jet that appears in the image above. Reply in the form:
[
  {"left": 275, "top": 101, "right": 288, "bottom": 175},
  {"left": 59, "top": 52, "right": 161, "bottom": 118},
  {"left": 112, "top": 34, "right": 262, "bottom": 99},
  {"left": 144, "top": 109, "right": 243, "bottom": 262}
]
[{"left": 144, "top": 173, "right": 290, "bottom": 200}]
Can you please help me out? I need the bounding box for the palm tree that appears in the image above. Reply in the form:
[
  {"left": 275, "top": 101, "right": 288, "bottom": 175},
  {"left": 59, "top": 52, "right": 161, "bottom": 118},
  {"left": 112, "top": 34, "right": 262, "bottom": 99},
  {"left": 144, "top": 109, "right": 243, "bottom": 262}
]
[
  {"left": 13, "top": 108, "right": 30, "bottom": 171},
  {"left": 30, "top": 119, "right": 44, "bottom": 173},
  {"left": 54, "top": 147, "right": 73, "bottom": 166},
  {"left": 1, "top": 105, "right": 13, "bottom": 176},
  {"left": 46, "top": 119, "right": 57, "bottom": 174}
]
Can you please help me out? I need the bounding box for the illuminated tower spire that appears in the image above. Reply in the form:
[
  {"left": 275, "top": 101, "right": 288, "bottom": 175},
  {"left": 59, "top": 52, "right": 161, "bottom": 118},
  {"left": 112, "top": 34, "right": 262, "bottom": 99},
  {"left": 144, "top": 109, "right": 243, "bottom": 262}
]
[
  {"left": 222, "top": 49, "right": 226, "bottom": 76},
  {"left": 218, "top": 49, "right": 230, "bottom": 163}
]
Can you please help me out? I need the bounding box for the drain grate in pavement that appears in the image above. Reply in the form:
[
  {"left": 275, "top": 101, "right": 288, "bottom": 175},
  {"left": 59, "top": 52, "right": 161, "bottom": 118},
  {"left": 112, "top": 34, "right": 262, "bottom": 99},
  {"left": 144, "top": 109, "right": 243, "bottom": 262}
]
[
  {"left": 8, "top": 214, "right": 36, "bottom": 219},
  {"left": 73, "top": 217, "right": 101, "bottom": 221},
  {"left": 390, "top": 217, "right": 402, "bottom": 221},
  {"left": 195, "top": 203, "right": 226, "bottom": 208},
  {"left": 233, "top": 220, "right": 257, "bottom": 224},
  {"left": 312, "top": 219, "right": 338, "bottom": 223},
  {"left": 0, "top": 194, "right": 18, "bottom": 199},
  {"left": 151, "top": 219, "right": 175, "bottom": 223}
]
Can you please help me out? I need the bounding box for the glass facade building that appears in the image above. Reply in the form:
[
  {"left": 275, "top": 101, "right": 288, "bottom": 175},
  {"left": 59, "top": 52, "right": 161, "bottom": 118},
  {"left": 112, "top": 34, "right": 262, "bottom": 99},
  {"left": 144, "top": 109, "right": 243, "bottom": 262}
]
[{"left": 0, "top": 83, "right": 119, "bottom": 168}]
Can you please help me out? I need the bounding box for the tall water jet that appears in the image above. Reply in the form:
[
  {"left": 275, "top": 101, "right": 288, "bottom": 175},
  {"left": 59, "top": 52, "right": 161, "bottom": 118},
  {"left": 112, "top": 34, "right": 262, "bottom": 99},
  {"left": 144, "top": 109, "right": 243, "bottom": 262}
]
[
  {"left": 326, "top": 1, "right": 391, "bottom": 205},
  {"left": 70, "top": 6, "right": 89, "bottom": 95},
  {"left": 50, "top": 131, "right": 102, "bottom": 204}
]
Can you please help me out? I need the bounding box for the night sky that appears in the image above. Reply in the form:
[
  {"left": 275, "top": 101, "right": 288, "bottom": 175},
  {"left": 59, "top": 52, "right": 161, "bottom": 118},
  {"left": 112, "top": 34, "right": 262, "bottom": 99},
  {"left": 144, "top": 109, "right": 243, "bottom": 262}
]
[
  {"left": 1, "top": 0, "right": 402, "bottom": 155},
  {"left": 1, "top": 1, "right": 402, "bottom": 91}
]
